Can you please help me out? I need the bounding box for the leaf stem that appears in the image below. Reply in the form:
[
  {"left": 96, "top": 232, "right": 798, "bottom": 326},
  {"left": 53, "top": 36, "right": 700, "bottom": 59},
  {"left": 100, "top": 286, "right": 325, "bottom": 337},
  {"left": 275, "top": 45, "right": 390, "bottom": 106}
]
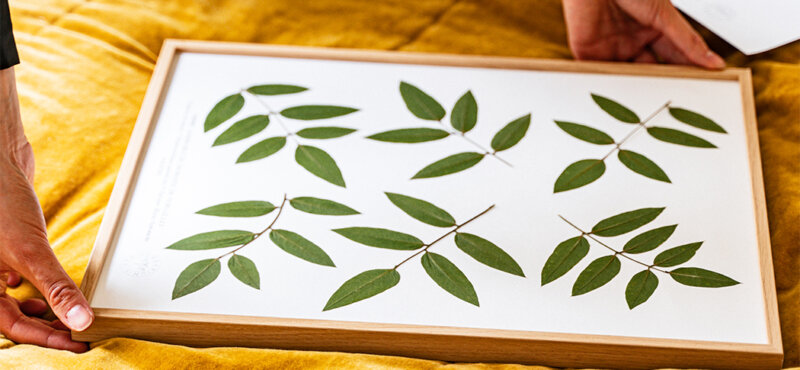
[
  {"left": 557, "top": 214, "right": 667, "bottom": 273},
  {"left": 600, "top": 101, "right": 671, "bottom": 161},
  {"left": 393, "top": 204, "right": 495, "bottom": 270},
  {"left": 435, "top": 119, "right": 513, "bottom": 168},
  {"left": 216, "top": 194, "right": 289, "bottom": 260},
  {"left": 243, "top": 90, "right": 299, "bottom": 145}
]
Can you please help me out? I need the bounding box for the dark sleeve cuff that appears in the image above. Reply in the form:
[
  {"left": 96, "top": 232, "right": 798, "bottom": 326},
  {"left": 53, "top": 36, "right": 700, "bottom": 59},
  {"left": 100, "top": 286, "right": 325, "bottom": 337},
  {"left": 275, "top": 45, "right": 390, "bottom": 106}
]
[{"left": 1, "top": 0, "right": 19, "bottom": 70}]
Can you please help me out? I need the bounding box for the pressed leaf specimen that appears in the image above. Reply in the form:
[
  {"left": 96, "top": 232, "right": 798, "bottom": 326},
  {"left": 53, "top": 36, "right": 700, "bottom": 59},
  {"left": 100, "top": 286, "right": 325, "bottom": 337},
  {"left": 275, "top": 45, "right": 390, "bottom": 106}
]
[
  {"left": 204, "top": 84, "right": 358, "bottom": 187},
  {"left": 542, "top": 207, "right": 739, "bottom": 309},
  {"left": 553, "top": 93, "right": 727, "bottom": 192},
  {"left": 325, "top": 192, "right": 524, "bottom": 311},
  {"left": 367, "top": 82, "right": 531, "bottom": 179},
  {"left": 168, "top": 195, "right": 358, "bottom": 299}
]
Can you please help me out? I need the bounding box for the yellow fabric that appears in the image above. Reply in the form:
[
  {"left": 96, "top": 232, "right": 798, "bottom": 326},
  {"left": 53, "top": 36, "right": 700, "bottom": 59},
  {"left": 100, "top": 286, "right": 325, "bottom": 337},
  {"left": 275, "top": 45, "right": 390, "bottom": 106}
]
[{"left": 2, "top": 0, "right": 798, "bottom": 367}]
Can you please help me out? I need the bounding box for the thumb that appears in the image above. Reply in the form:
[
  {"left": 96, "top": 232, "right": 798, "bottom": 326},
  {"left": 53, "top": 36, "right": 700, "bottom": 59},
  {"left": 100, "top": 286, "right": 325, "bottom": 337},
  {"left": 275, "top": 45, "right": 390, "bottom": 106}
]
[
  {"left": 652, "top": 4, "right": 725, "bottom": 69},
  {"left": 22, "top": 251, "right": 94, "bottom": 332}
]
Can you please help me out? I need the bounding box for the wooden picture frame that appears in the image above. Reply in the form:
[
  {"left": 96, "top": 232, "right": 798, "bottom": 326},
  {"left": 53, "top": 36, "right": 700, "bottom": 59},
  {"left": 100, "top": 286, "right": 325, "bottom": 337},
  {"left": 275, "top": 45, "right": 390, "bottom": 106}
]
[{"left": 74, "top": 39, "right": 782, "bottom": 369}]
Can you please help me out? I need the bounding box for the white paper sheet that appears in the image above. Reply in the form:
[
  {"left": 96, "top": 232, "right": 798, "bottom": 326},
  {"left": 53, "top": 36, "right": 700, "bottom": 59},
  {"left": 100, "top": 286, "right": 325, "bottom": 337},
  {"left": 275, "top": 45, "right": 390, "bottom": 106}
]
[
  {"left": 674, "top": 0, "right": 800, "bottom": 55},
  {"left": 91, "top": 52, "right": 769, "bottom": 345}
]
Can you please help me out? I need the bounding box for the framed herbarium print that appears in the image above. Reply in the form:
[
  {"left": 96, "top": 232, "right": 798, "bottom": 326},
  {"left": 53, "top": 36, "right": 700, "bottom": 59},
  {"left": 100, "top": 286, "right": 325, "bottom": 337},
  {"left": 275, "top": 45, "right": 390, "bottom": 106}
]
[{"left": 76, "top": 40, "right": 782, "bottom": 369}]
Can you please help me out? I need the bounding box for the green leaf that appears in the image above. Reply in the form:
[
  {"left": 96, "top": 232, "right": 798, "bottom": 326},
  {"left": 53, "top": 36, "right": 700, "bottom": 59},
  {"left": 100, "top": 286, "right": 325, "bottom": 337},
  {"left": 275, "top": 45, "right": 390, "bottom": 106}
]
[
  {"left": 622, "top": 225, "right": 677, "bottom": 254},
  {"left": 323, "top": 269, "right": 400, "bottom": 311},
  {"left": 295, "top": 127, "right": 356, "bottom": 139},
  {"left": 450, "top": 91, "right": 478, "bottom": 132},
  {"left": 333, "top": 227, "right": 423, "bottom": 250},
  {"left": 669, "top": 107, "right": 726, "bottom": 133},
  {"left": 591, "top": 93, "right": 639, "bottom": 123},
  {"left": 591, "top": 207, "right": 665, "bottom": 237},
  {"left": 205, "top": 94, "right": 244, "bottom": 132},
  {"left": 553, "top": 159, "right": 606, "bottom": 193},
  {"left": 455, "top": 233, "right": 524, "bottom": 277},
  {"left": 366, "top": 128, "right": 450, "bottom": 143},
  {"left": 541, "top": 236, "right": 590, "bottom": 285},
  {"left": 647, "top": 127, "right": 716, "bottom": 148},
  {"left": 617, "top": 150, "right": 670, "bottom": 183},
  {"left": 491, "top": 114, "right": 531, "bottom": 152},
  {"left": 246, "top": 84, "right": 307, "bottom": 95},
  {"left": 269, "top": 229, "right": 335, "bottom": 267},
  {"left": 213, "top": 115, "right": 270, "bottom": 146},
  {"left": 280, "top": 105, "right": 358, "bottom": 120},
  {"left": 172, "top": 259, "right": 221, "bottom": 299},
  {"left": 289, "top": 197, "right": 359, "bottom": 215},
  {"left": 384, "top": 192, "right": 455, "bottom": 227},
  {"left": 167, "top": 230, "right": 254, "bottom": 250},
  {"left": 554, "top": 121, "right": 615, "bottom": 145},
  {"left": 654, "top": 242, "right": 702, "bottom": 267},
  {"left": 572, "top": 255, "right": 621, "bottom": 296},
  {"left": 625, "top": 270, "right": 658, "bottom": 309},
  {"left": 228, "top": 254, "right": 259, "bottom": 289},
  {"left": 670, "top": 267, "right": 739, "bottom": 287},
  {"left": 236, "top": 136, "right": 287, "bottom": 163},
  {"left": 196, "top": 201, "right": 276, "bottom": 217},
  {"left": 399, "top": 81, "right": 445, "bottom": 121},
  {"left": 421, "top": 252, "right": 479, "bottom": 306},
  {"left": 412, "top": 152, "right": 485, "bottom": 179},
  {"left": 295, "top": 145, "right": 346, "bottom": 187}
]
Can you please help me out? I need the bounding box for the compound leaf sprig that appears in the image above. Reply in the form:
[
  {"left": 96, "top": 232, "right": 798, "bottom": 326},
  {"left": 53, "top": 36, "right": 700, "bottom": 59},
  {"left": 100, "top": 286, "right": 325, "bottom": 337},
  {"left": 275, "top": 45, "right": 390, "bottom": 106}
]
[
  {"left": 325, "top": 192, "right": 524, "bottom": 311},
  {"left": 543, "top": 207, "right": 739, "bottom": 309}
]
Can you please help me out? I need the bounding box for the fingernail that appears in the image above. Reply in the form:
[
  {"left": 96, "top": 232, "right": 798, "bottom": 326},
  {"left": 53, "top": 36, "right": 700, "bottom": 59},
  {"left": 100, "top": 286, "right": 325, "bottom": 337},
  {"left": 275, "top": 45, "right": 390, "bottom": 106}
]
[
  {"left": 706, "top": 51, "right": 725, "bottom": 69},
  {"left": 66, "top": 305, "right": 93, "bottom": 331}
]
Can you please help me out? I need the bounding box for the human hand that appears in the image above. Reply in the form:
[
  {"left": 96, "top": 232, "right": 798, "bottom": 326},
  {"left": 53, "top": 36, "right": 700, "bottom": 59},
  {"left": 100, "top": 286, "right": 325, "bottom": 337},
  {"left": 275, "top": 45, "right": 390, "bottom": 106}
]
[
  {"left": 562, "top": 0, "right": 725, "bottom": 69},
  {"left": 1, "top": 67, "right": 91, "bottom": 352}
]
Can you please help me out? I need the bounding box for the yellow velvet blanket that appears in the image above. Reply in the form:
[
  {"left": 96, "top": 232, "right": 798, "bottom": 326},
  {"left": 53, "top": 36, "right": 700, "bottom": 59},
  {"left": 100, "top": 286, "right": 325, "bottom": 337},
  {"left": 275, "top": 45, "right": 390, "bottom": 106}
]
[{"left": 2, "top": 0, "right": 798, "bottom": 368}]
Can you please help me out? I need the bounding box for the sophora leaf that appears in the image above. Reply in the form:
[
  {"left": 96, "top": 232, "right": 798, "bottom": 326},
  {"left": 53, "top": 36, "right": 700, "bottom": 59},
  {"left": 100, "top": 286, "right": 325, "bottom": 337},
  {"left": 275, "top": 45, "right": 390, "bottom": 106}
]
[
  {"left": 295, "top": 145, "right": 346, "bottom": 187},
  {"left": 399, "top": 81, "right": 445, "bottom": 121},
  {"left": 290, "top": 197, "right": 359, "bottom": 215},
  {"left": 541, "top": 236, "right": 590, "bottom": 285},
  {"left": 491, "top": 114, "right": 531, "bottom": 152},
  {"left": 591, "top": 207, "right": 665, "bottom": 237},
  {"left": 323, "top": 269, "right": 400, "bottom": 311},
  {"left": 295, "top": 127, "right": 356, "bottom": 139},
  {"left": 455, "top": 233, "right": 524, "bottom": 277},
  {"left": 205, "top": 94, "right": 244, "bottom": 132},
  {"left": 555, "top": 121, "right": 615, "bottom": 145},
  {"left": 333, "top": 227, "right": 424, "bottom": 250},
  {"left": 670, "top": 267, "right": 739, "bottom": 287},
  {"left": 384, "top": 192, "right": 455, "bottom": 227},
  {"left": 366, "top": 128, "right": 450, "bottom": 143},
  {"left": 421, "top": 252, "right": 479, "bottom": 306},
  {"left": 553, "top": 159, "right": 605, "bottom": 193},
  {"left": 236, "top": 136, "right": 286, "bottom": 163},
  {"left": 654, "top": 242, "right": 702, "bottom": 267},
  {"left": 625, "top": 270, "right": 658, "bottom": 309},
  {"left": 647, "top": 127, "right": 716, "bottom": 148},
  {"left": 172, "top": 259, "right": 221, "bottom": 299},
  {"left": 228, "top": 254, "right": 260, "bottom": 289},
  {"left": 450, "top": 91, "right": 477, "bottom": 132},
  {"left": 167, "top": 230, "right": 254, "bottom": 250},
  {"left": 213, "top": 115, "right": 269, "bottom": 146},
  {"left": 246, "top": 84, "right": 307, "bottom": 95},
  {"left": 617, "top": 150, "right": 671, "bottom": 183},
  {"left": 591, "top": 93, "right": 639, "bottom": 123},
  {"left": 196, "top": 201, "right": 276, "bottom": 217},
  {"left": 412, "top": 152, "right": 484, "bottom": 179},
  {"left": 281, "top": 105, "right": 358, "bottom": 120},
  {"left": 572, "top": 255, "right": 621, "bottom": 296},
  {"left": 622, "top": 225, "right": 677, "bottom": 254},
  {"left": 669, "top": 107, "right": 726, "bottom": 133},
  {"left": 269, "top": 229, "right": 335, "bottom": 267}
]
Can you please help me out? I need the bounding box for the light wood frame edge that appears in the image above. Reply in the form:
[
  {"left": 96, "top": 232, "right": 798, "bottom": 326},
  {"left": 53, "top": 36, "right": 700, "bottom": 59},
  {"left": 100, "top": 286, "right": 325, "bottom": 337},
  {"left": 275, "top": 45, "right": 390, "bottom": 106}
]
[{"left": 74, "top": 39, "right": 783, "bottom": 369}]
